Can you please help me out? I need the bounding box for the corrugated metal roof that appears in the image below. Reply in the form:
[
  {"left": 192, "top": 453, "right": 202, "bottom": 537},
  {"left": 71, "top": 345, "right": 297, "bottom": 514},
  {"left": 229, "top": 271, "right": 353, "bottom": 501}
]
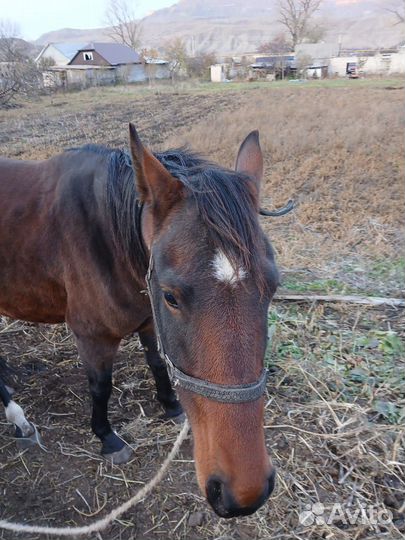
[
  {"left": 48, "top": 65, "right": 115, "bottom": 71},
  {"left": 79, "top": 42, "right": 141, "bottom": 65},
  {"left": 53, "top": 42, "right": 86, "bottom": 60}
]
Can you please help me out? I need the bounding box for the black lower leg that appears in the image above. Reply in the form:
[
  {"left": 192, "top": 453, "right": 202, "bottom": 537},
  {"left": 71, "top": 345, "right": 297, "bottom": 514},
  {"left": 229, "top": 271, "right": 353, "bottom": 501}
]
[
  {"left": 0, "top": 378, "right": 14, "bottom": 434},
  {"left": 73, "top": 332, "right": 128, "bottom": 458},
  {"left": 87, "top": 368, "right": 125, "bottom": 455},
  {"left": 138, "top": 328, "right": 183, "bottom": 418},
  {"left": 0, "top": 378, "right": 11, "bottom": 408}
]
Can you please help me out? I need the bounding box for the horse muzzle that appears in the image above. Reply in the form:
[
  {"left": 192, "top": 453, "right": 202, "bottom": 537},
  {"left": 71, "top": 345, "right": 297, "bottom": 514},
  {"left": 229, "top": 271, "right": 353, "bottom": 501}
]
[{"left": 206, "top": 468, "right": 276, "bottom": 518}]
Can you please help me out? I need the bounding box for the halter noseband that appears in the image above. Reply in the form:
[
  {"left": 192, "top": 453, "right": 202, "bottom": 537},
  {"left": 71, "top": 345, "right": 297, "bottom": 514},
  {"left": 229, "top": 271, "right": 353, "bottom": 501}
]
[{"left": 144, "top": 252, "right": 268, "bottom": 404}]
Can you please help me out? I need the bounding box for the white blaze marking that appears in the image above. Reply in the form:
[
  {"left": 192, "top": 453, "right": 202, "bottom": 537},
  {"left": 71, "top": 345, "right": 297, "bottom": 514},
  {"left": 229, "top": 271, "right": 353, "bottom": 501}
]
[
  {"left": 5, "top": 400, "right": 33, "bottom": 437},
  {"left": 212, "top": 249, "right": 246, "bottom": 285}
]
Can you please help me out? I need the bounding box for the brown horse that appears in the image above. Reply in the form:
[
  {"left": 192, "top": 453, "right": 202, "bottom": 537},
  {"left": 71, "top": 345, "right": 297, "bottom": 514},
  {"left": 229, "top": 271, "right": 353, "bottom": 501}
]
[{"left": 0, "top": 125, "right": 279, "bottom": 518}]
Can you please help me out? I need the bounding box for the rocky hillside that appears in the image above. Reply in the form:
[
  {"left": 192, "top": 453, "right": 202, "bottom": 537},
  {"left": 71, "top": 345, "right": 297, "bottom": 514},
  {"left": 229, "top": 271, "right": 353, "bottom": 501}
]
[{"left": 35, "top": 0, "right": 404, "bottom": 54}]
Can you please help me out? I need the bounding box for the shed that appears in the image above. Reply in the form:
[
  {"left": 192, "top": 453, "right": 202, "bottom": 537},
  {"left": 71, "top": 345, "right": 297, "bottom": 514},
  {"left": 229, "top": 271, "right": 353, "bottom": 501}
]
[
  {"left": 210, "top": 64, "right": 226, "bottom": 82},
  {"left": 251, "top": 54, "right": 295, "bottom": 79},
  {"left": 144, "top": 57, "right": 171, "bottom": 80}
]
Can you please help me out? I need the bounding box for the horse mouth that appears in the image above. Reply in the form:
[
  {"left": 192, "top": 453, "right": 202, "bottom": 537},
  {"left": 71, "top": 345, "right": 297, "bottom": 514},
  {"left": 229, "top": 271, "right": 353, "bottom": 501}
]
[{"left": 207, "top": 489, "right": 271, "bottom": 519}]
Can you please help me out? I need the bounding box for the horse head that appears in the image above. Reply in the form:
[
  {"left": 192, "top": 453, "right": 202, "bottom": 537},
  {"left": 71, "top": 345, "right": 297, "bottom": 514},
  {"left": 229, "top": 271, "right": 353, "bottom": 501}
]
[{"left": 129, "top": 124, "right": 279, "bottom": 518}]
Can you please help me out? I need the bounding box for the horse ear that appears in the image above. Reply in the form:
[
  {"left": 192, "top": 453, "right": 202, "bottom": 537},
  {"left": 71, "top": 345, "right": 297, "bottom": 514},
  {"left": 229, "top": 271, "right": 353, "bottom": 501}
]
[
  {"left": 235, "top": 130, "right": 263, "bottom": 194},
  {"left": 129, "top": 123, "right": 182, "bottom": 216}
]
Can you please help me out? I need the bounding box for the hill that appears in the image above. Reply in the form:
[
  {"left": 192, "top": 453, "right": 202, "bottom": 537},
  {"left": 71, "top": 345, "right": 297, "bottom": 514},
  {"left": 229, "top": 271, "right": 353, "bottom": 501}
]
[
  {"left": 0, "top": 37, "right": 40, "bottom": 61},
  {"left": 35, "top": 0, "right": 405, "bottom": 54}
]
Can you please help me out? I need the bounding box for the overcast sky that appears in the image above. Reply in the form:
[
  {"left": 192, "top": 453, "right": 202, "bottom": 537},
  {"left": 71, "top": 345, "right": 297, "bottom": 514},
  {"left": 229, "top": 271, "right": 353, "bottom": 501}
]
[{"left": 0, "top": 0, "right": 176, "bottom": 41}]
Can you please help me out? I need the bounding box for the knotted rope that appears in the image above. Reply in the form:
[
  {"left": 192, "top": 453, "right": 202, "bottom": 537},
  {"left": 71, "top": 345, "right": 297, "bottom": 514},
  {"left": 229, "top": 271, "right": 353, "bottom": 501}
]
[{"left": 0, "top": 419, "right": 189, "bottom": 536}]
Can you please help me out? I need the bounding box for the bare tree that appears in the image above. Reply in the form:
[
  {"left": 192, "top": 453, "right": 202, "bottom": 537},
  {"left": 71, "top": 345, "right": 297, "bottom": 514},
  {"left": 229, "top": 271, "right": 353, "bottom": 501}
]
[
  {"left": 304, "top": 21, "right": 326, "bottom": 43},
  {"left": 385, "top": 0, "right": 405, "bottom": 24},
  {"left": 164, "top": 38, "right": 188, "bottom": 82},
  {"left": 294, "top": 52, "right": 313, "bottom": 77},
  {"left": 186, "top": 51, "right": 217, "bottom": 80},
  {"left": 105, "top": 0, "right": 142, "bottom": 50},
  {"left": 278, "top": 0, "right": 323, "bottom": 49},
  {"left": 0, "top": 20, "right": 41, "bottom": 107},
  {"left": 257, "top": 33, "right": 291, "bottom": 54},
  {"left": 140, "top": 48, "right": 160, "bottom": 86}
]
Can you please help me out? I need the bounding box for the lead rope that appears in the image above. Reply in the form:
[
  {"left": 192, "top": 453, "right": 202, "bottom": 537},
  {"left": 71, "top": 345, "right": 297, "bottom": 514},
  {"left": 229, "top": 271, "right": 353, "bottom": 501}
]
[{"left": 0, "top": 420, "right": 189, "bottom": 536}]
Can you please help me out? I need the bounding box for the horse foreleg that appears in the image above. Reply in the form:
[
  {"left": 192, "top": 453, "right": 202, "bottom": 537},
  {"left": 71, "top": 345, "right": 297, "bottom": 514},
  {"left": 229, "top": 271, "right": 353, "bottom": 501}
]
[
  {"left": 138, "top": 324, "right": 183, "bottom": 420},
  {"left": 0, "top": 378, "right": 37, "bottom": 447},
  {"left": 74, "top": 335, "right": 133, "bottom": 464}
]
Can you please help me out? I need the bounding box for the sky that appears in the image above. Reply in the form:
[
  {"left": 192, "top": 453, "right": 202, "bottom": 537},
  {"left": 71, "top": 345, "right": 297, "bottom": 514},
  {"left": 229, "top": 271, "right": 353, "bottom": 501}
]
[{"left": 0, "top": 0, "right": 177, "bottom": 41}]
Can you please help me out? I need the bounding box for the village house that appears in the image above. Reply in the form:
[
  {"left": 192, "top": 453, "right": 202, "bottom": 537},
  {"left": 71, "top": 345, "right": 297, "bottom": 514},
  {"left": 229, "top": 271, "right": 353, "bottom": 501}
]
[
  {"left": 69, "top": 42, "right": 144, "bottom": 83},
  {"left": 42, "top": 42, "right": 170, "bottom": 89}
]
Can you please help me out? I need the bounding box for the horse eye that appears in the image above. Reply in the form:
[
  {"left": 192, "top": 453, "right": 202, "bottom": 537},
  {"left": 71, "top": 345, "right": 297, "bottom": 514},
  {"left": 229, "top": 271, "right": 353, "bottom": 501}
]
[{"left": 163, "top": 291, "right": 179, "bottom": 309}]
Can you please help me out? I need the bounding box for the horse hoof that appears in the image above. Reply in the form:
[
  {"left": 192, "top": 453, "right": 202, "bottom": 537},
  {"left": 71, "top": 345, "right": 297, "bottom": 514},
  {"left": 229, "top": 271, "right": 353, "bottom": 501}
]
[
  {"left": 103, "top": 444, "right": 133, "bottom": 465},
  {"left": 16, "top": 425, "right": 43, "bottom": 450}
]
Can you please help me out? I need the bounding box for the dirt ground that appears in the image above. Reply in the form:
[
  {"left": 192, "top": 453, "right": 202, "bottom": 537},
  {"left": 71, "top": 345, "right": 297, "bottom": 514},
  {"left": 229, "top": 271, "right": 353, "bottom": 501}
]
[{"left": 0, "top": 79, "right": 404, "bottom": 540}]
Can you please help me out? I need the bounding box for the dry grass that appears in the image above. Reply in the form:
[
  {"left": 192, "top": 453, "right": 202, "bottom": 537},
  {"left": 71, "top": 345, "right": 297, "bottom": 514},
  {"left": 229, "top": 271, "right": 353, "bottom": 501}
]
[
  {"left": 164, "top": 84, "right": 405, "bottom": 293},
  {"left": 0, "top": 79, "right": 404, "bottom": 540},
  {"left": 0, "top": 304, "right": 403, "bottom": 540}
]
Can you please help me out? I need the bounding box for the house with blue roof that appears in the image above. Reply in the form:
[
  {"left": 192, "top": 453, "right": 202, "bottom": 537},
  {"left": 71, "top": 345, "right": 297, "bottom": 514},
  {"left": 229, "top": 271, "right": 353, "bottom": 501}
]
[
  {"left": 39, "top": 42, "right": 170, "bottom": 89},
  {"left": 35, "top": 43, "right": 86, "bottom": 66}
]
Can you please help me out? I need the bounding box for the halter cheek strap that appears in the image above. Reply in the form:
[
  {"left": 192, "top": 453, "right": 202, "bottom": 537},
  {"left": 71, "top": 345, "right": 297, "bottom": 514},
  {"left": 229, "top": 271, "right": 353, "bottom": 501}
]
[{"left": 145, "top": 252, "right": 268, "bottom": 404}]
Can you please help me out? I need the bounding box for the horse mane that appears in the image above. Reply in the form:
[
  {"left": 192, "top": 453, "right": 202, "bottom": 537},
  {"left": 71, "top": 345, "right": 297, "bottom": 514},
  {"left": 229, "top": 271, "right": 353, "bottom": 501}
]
[
  {"left": 67, "top": 144, "right": 264, "bottom": 285},
  {"left": 66, "top": 144, "right": 147, "bottom": 279},
  {"left": 154, "top": 149, "right": 264, "bottom": 283}
]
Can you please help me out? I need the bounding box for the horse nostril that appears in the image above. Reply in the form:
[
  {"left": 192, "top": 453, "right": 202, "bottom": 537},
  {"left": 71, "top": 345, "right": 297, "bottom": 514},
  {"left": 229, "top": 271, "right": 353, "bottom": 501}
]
[{"left": 206, "top": 476, "right": 223, "bottom": 507}]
